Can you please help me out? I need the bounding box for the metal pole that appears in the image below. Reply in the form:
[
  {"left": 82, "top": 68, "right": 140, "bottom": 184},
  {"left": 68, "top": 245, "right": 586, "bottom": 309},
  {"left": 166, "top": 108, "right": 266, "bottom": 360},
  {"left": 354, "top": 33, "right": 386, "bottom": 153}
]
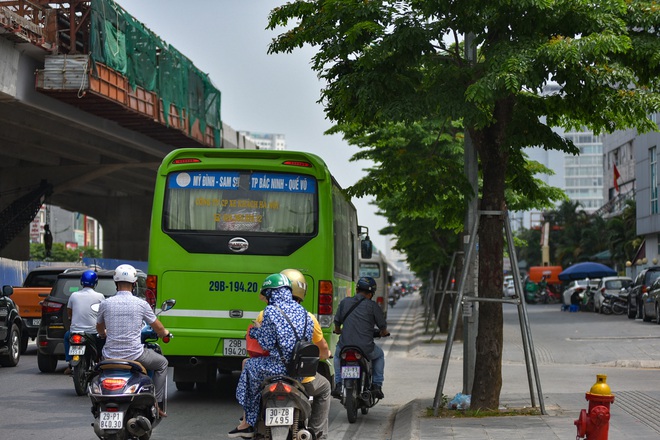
[
  {"left": 504, "top": 211, "right": 546, "bottom": 414},
  {"left": 462, "top": 31, "right": 479, "bottom": 396},
  {"left": 432, "top": 215, "right": 479, "bottom": 415},
  {"left": 430, "top": 252, "right": 462, "bottom": 342}
]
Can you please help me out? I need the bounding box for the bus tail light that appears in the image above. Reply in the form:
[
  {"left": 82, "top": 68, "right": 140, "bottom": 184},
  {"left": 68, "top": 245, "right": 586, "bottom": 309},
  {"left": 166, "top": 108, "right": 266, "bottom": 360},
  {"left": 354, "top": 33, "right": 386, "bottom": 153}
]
[
  {"left": 282, "top": 160, "right": 312, "bottom": 168},
  {"left": 146, "top": 275, "right": 158, "bottom": 310},
  {"left": 318, "top": 281, "right": 334, "bottom": 325}
]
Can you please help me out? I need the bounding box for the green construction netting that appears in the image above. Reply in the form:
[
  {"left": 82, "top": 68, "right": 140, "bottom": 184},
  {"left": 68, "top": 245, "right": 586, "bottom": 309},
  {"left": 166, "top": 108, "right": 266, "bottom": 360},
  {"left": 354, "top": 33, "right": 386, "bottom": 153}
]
[{"left": 89, "top": 0, "right": 221, "bottom": 146}]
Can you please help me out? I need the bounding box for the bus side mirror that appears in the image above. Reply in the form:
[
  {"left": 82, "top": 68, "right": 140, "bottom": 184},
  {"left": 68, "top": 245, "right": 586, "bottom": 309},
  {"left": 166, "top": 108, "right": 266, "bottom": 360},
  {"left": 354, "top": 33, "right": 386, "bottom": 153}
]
[{"left": 361, "top": 237, "right": 373, "bottom": 259}]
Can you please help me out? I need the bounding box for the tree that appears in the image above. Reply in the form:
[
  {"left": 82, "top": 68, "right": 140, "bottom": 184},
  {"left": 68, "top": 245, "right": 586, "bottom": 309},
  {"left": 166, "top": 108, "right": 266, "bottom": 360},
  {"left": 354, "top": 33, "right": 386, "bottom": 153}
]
[
  {"left": 30, "top": 243, "right": 102, "bottom": 262},
  {"left": 268, "top": 1, "right": 660, "bottom": 409}
]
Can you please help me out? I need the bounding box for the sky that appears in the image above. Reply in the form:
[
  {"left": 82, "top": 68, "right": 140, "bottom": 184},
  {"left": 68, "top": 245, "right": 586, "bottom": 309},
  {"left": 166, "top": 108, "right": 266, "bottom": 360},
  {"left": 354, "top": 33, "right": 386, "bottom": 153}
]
[{"left": 116, "top": 0, "right": 390, "bottom": 252}]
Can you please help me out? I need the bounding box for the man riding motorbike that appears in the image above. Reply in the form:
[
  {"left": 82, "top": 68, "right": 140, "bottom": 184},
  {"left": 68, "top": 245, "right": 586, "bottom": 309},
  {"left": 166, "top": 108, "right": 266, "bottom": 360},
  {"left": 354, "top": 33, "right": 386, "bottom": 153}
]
[
  {"left": 63, "top": 270, "right": 105, "bottom": 375},
  {"left": 96, "top": 264, "right": 170, "bottom": 418},
  {"left": 332, "top": 276, "right": 389, "bottom": 399}
]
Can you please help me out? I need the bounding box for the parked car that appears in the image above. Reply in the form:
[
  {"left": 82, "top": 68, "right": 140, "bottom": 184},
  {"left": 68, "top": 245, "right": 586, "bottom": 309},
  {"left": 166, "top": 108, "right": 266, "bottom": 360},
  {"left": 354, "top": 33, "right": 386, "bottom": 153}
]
[
  {"left": 0, "top": 285, "right": 22, "bottom": 367},
  {"left": 594, "top": 276, "right": 632, "bottom": 313},
  {"left": 642, "top": 276, "right": 660, "bottom": 323},
  {"left": 36, "top": 269, "right": 148, "bottom": 373},
  {"left": 562, "top": 279, "right": 600, "bottom": 306},
  {"left": 10, "top": 265, "right": 83, "bottom": 353},
  {"left": 503, "top": 275, "right": 514, "bottom": 296},
  {"left": 627, "top": 266, "right": 660, "bottom": 320}
]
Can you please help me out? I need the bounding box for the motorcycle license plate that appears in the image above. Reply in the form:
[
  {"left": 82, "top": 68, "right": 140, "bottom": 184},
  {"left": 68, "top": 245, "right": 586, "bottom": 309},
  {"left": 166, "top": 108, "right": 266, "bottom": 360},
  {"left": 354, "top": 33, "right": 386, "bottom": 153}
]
[
  {"left": 342, "top": 366, "right": 361, "bottom": 379},
  {"left": 223, "top": 338, "right": 247, "bottom": 356},
  {"left": 32, "top": 318, "right": 41, "bottom": 326},
  {"left": 265, "top": 407, "right": 293, "bottom": 426},
  {"left": 69, "top": 345, "right": 86, "bottom": 355},
  {"left": 99, "top": 411, "right": 124, "bottom": 429}
]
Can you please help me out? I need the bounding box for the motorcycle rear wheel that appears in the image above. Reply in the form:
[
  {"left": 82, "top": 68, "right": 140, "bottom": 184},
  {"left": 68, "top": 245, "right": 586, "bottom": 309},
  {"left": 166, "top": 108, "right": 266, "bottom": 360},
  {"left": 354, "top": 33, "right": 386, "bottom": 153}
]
[
  {"left": 345, "top": 386, "right": 358, "bottom": 423},
  {"left": 612, "top": 302, "right": 626, "bottom": 315},
  {"left": 73, "top": 356, "right": 88, "bottom": 396}
]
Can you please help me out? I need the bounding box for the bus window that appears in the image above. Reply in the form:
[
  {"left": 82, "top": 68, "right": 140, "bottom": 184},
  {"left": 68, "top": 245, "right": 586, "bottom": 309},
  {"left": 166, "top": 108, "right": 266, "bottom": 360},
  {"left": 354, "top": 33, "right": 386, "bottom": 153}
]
[{"left": 164, "top": 170, "right": 317, "bottom": 235}]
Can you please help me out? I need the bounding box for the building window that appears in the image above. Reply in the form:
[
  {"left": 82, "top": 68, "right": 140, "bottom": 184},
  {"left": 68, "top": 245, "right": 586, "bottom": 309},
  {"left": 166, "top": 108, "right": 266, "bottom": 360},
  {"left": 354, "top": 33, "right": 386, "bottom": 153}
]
[{"left": 651, "top": 146, "right": 658, "bottom": 214}]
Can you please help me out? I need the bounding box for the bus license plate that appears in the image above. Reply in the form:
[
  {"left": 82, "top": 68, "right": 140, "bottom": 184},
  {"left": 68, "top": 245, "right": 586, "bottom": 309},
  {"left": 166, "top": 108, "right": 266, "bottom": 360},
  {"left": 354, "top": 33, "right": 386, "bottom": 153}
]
[
  {"left": 342, "top": 366, "right": 360, "bottom": 379},
  {"left": 69, "top": 345, "right": 86, "bottom": 355},
  {"left": 223, "top": 339, "right": 247, "bottom": 356},
  {"left": 265, "top": 407, "right": 293, "bottom": 426},
  {"left": 99, "top": 411, "right": 124, "bottom": 429}
]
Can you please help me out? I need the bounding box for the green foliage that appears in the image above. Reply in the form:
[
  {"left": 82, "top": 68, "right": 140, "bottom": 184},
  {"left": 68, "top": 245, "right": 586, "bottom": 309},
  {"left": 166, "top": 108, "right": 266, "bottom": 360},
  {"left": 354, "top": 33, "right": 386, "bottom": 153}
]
[
  {"left": 30, "top": 243, "right": 102, "bottom": 262},
  {"left": 268, "top": 0, "right": 660, "bottom": 410}
]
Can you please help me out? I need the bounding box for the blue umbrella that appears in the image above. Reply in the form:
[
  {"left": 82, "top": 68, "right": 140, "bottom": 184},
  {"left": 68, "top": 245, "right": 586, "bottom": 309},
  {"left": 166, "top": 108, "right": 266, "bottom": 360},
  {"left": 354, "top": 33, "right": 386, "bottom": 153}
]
[{"left": 558, "top": 262, "right": 616, "bottom": 281}]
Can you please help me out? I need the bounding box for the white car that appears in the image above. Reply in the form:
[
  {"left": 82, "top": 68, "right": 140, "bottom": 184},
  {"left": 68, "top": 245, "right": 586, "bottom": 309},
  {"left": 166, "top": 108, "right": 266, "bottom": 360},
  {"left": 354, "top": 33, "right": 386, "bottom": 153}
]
[
  {"left": 562, "top": 279, "right": 600, "bottom": 306},
  {"left": 503, "top": 275, "right": 520, "bottom": 297},
  {"left": 594, "top": 276, "right": 632, "bottom": 313}
]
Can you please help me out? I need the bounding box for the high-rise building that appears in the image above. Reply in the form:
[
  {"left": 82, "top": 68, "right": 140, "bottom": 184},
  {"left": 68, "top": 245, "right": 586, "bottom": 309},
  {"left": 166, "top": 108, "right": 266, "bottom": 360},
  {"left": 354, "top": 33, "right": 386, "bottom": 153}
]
[
  {"left": 513, "top": 84, "right": 604, "bottom": 229},
  {"left": 239, "top": 131, "right": 286, "bottom": 150}
]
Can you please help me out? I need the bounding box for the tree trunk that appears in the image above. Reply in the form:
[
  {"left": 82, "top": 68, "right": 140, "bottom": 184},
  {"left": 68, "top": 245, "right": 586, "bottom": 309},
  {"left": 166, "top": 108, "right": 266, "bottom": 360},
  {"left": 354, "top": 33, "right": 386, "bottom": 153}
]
[{"left": 468, "top": 97, "right": 513, "bottom": 410}]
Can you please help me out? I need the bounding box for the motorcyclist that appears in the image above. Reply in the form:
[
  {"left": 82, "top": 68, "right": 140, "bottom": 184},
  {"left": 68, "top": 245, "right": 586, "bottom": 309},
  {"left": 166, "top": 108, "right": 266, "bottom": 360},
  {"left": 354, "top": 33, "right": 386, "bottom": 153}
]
[
  {"left": 96, "top": 264, "right": 170, "bottom": 418},
  {"left": 63, "top": 270, "right": 105, "bottom": 375},
  {"left": 332, "top": 276, "right": 389, "bottom": 399},
  {"left": 281, "top": 269, "right": 332, "bottom": 440},
  {"left": 230, "top": 273, "right": 311, "bottom": 438},
  {"left": 235, "top": 269, "right": 331, "bottom": 438}
]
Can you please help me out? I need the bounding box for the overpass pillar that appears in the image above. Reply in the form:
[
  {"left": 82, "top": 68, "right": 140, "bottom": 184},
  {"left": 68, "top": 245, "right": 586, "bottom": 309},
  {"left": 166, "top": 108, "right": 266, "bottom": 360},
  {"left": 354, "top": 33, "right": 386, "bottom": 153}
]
[{"left": 93, "top": 195, "right": 153, "bottom": 262}]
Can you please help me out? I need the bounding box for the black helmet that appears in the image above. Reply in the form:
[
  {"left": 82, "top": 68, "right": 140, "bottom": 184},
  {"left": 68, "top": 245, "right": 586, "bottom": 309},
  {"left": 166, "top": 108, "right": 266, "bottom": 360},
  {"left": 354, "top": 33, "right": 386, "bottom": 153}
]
[{"left": 357, "top": 277, "right": 377, "bottom": 294}]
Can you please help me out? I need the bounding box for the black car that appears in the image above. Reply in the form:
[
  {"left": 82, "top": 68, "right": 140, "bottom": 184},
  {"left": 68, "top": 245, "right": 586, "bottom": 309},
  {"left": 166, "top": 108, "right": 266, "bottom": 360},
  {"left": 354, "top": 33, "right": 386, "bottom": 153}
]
[
  {"left": 0, "top": 285, "right": 22, "bottom": 367},
  {"left": 36, "top": 269, "right": 147, "bottom": 373},
  {"left": 627, "top": 266, "right": 660, "bottom": 320}
]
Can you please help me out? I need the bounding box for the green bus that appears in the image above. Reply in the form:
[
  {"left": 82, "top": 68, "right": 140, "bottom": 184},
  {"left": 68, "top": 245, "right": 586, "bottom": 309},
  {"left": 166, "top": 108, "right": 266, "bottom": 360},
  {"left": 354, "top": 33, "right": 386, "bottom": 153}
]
[{"left": 147, "top": 148, "right": 372, "bottom": 390}]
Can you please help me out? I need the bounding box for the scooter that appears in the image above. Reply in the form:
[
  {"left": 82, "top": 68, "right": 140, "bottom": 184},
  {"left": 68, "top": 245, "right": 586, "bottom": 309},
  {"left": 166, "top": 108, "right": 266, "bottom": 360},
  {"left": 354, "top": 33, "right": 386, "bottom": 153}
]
[
  {"left": 600, "top": 292, "right": 626, "bottom": 315},
  {"left": 88, "top": 299, "right": 175, "bottom": 440},
  {"left": 337, "top": 331, "right": 389, "bottom": 424},
  {"left": 253, "top": 375, "right": 313, "bottom": 440},
  {"left": 388, "top": 295, "right": 396, "bottom": 308},
  {"left": 69, "top": 331, "right": 102, "bottom": 396}
]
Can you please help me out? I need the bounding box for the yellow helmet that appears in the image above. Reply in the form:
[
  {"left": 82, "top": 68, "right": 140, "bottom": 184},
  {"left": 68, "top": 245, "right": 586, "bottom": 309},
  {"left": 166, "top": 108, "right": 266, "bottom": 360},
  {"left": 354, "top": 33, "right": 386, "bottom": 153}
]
[{"left": 280, "top": 269, "right": 308, "bottom": 302}]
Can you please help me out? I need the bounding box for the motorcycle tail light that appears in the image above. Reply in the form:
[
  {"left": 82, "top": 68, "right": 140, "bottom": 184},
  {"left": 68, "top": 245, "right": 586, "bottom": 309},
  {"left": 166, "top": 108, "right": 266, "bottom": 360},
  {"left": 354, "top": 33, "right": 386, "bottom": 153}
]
[
  {"left": 101, "top": 378, "right": 127, "bottom": 391},
  {"left": 342, "top": 350, "right": 361, "bottom": 361},
  {"left": 268, "top": 382, "right": 292, "bottom": 393},
  {"left": 376, "top": 297, "right": 384, "bottom": 306},
  {"left": 71, "top": 334, "right": 84, "bottom": 344}
]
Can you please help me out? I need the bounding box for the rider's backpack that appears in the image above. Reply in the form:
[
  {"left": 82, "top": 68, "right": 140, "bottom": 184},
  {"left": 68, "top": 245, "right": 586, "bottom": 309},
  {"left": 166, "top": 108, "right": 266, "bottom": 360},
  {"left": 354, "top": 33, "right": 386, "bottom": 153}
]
[{"left": 276, "top": 307, "right": 320, "bottom": 377}]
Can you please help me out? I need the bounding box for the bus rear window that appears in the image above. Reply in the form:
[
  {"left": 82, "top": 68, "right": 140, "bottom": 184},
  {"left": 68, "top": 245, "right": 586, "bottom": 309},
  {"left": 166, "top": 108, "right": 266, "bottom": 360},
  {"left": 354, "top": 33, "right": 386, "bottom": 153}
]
[
  {"left": 360, "top": 262, "right": 381, "bottom": 278},
  {"left": 163, "top": 171, "right": 317, "bottom": 234}
]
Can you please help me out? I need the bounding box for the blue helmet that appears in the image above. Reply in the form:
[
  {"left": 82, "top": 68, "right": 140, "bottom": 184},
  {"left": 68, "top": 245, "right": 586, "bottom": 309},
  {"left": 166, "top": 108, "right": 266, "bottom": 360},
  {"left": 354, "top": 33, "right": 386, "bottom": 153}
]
[
  {"left": 357, "top": 277, "right": 377, "bottom": 294},
  {"left": 80, "top": 270, "right": 98, "bottom": 288}
]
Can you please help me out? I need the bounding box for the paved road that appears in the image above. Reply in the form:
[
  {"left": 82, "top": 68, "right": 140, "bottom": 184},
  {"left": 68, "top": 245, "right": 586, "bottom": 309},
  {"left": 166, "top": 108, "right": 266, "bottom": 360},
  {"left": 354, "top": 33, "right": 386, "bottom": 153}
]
[{"left": 2, "top": 294, "right": 659, "bottom": 439}]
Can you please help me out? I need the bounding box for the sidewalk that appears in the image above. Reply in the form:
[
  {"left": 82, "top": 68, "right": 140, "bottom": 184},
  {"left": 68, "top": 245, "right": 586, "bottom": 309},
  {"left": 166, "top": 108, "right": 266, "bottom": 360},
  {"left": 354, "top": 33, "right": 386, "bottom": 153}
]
[{"left": 387, "top": 295, "right": 660, "bottom": 439}]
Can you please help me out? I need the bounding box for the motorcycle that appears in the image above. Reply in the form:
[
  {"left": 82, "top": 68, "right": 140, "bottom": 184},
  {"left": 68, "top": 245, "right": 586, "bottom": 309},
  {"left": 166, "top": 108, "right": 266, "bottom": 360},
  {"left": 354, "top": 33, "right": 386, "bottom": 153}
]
[
  {"left": 88, "top": 299, "right": 175, "bottom": 440},
  {"left": 69, "top": 331, "right": 102, "bottom": 396},
  {"left": 337, "top": 331, "right": 388, "bottom": 423},
  {"left": 388, "top": 295, "right": 396, "bottom": 308},
  {"left": 600, "top": 292, "right": 626, "bottom": 315},
  {"left": 253, "top": 375, "right": 314, "bottom": 440}
]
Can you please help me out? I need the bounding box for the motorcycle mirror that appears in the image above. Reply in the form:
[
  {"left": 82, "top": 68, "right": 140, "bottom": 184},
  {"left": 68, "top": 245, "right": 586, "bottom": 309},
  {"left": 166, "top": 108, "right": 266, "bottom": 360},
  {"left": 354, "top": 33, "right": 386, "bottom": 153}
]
[{"left": 161, "top": 299, "right": 176, "bottom": 312}]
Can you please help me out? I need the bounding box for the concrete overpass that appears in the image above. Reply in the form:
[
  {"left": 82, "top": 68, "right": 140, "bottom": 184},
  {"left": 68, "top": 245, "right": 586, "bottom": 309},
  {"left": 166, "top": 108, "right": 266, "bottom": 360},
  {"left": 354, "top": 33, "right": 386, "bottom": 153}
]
[{"left": 0, "top": 1, "right": 255, "bottom": 261}]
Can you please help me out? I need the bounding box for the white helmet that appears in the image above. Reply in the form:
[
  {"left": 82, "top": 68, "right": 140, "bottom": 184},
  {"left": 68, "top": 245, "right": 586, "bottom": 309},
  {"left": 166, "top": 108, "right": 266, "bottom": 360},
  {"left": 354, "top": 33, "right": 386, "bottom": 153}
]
[{"left": 114, "top": 264, "right": 138, "bottom": 283}]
